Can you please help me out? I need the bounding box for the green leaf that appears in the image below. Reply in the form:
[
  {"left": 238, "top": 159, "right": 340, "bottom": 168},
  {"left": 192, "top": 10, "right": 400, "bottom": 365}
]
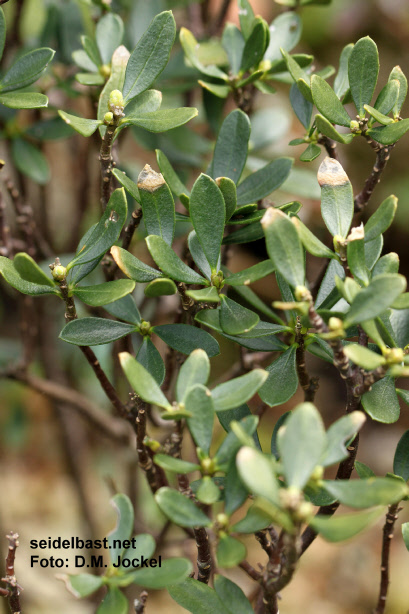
[
  {"left": 365, "top": 235, "right": 383, "bottom": 270},
  {"left": 344, "top": 344, "right": 385, "bottom": 370},
  {"left": 67, "top": 574, "right": 104, "bottom": 598},
  {"left": 186, "top": 287, "right": 220, "bottom": 303},
  {"left": 188, "top": 231, "right": 216, "bottom": 280},
  {"left": 76, "top": 73, "right": 105, "bottom": 86},
  {"left": 290, "top": 83, "right": 313, "bottom": 129},
  {"left": 238, "top": 0, "right": 256, "bottom": 39},
  {"left": 364, "top": 195, "right": 398, "bottom": 242},
  {"left": 127, "top": 558, "right": 192, "bottom": 589},
  {"left": 68, "top": 189, "right": 127, "bottom": 271},
  {"left": 292, "top": 218, "right": 337, "bottom": 260},
  {"left": 193, "top": 477, "right": 222, "bottom": 504},
  {"left": 259, "top": 345, "right": 298, "bottom": 407},
  {"left": 217, "top": 536, "right": 246, "bottom": 568},
  {"left": 176, "top": 349, "right": 210, "bottom": 403},
  {"left": 13, "top": 253, "right": 55, "bottom": 287},
  {"left": 110, "top": 246, "right": 162, "bottom": 283},
  {"left": 348, "top": 36, "right": 379, "bottom": 116},
  {"left": 315, "top": 114, "right": 354, "bottom": 145},
  {"left": 231, "top": 505, "right": 272, "bottom": 534},
  {"left": 123, "top": 11, "right": 176, "bottom": 102},
  {"left": 0, "top": 8, "right": 5, "bottom": 62},
  {"left": 189, "top": 174, "right": 225, "bottom": 272},
  {"left": 81, "top": 35, "right": 101, "bottom": 68},
  {"left": 280, "top": 48, "right": 312, "bottom": 101},
  {"left": 126, "top": 108, "right": 198, "bottom": 132},
  {"left": 322, "top": 412, "right": 365, "bottom": 467},
  {"left": 154, "top": 324, "right": 219, "bottom": 358},
  {"left": 0, "top": 256, "right": 58, "bottom": 296},
  {"left": 355, "top": 461, "right": 376, "bottom": 479},
  {"left": 318, "top": 157, "right": 354, "bottom": 239},
  {"left": 236, "top": 447, "right": 279, "bottom": 504},
  {"left": 265, "top": 12, "right": 301, "bottom": 62},
  {"left": 156, "top": 149, "right": 190, "bottom": 203},
  {"left": 73, "top": 280, "right": 135, "bottom": 306},
  {"left": 299, "top": 143, "right": 321, "bottom": 162},
  {"left": 169, "top": 578, "right": 226, "bottom": 614},
  {"left": 366, "top": 105, "right": 394, "bottom": 127},
  {"left": 180, "top": 27, "right": 228, "bottom": 81},
  {"left": 393, "top": 430, "right": 409, "bottom": 481},
  {"left": 58, "top": 111, "right": 102, "bottom": 137},
  {"left": 373, "top": 79, "right": 400, "bottom": 118},
  {"left": 389, "top": 66, "right": 408, "bottom": 117},
  {"left": 119, "top": 352, "right": 172, "bottom": 410},
  {"left": 97, "top": 587, "right": 127, "bottom": 614},
  {"left": 224, "top": 260, "right": 275, "bottom": 286},
  {"left": 361, "top": 376, "right": 400, "bottom": 424},
  {"left": 144, "top": 277, "right": 177, "bottom": 297},
  {"left": 96, "top": 13, "right": 124, "bottom": 65},
  {"left": 309, "top": 507, "right": 385, "bottom": 542},
  {"left": 0, "top": 47, "right": 55, "bottom": 93},
  {"left": 334, "top": 43, "right": 354, "bottom": 99},
  {"left": 236, "top": 158, "right": 293, "bottom": 206},
  {"left": 72, "top": 49, "right": 98, "bottom": 72},
  {"left": 134, "top": 338, "right": 163, "bottom": 386},
  {"left": 222, "top": 24, "right": 245, "bottom": 75},
  {"left": 137, "top": 165, "right": 175, "bottom": 245},
  {"left": 199, "top": 80, "right": 230, "bottom": 98},
  {"left": 212, "top": 369, "right": 268, "bottom": 412},
  {"left": 367, "top": 119, "right": 409, "bottom": 145},
  {"left": 146, "top": 235, "right": 206, "bottom": 284},
  {"left": 59, "top": 317, "right": 135, "bottom": 346},
  {"left": 185, "top": 384, "right": 214, "bottom": 455},
  {"left": 154, "top": 454, "right": 199, "bottom": 473},
  {"left": 107, "top": 493, "right": 134, "bottom": 561},
  {"left": 212, "top": 110, "right": 250, "bottom": 185},
  {"left": 222, "top": 221, "right": 264, "bottom": 245},
  {"left": 219, "top": 295, "right": 259, "bottom": 335},
  {"left": 0, "top": 92, "right": 48, "bottom": 109},
  {"left": 240, "top": 17, "right": 267, "bottom": 72},
  {"left": 155, "top": 487, "right": 211, "bottom": 527},
  {"left": 324, "top": 478, "right": 408, "bottom": 508},
  {"left": 262, "top": 207, "right": 305, "bottom": 288},
  {"left": 311, "top": 75, "right": 351, "bottom": 127},
  {"left": 373, "top": 253, "right": 400, "bottom": 278},
  {"left": 344, "top": 274, "right": 406, "bottom": 327},
  {"left": 214, "top": 575, "right": 253, "bottom": 614},
  {"left": 122, "top": 90, "right": 162, "bottom": 122},
  {"left": 11, "top": 138, "right": 49, "bottom": 184},
  {"left": 279, "top": 402, "right": 327, "bottom": 489},
  {"left": 402, "top": 523, "right": 409, "bottom": 552},
  {"left": 112, "top": 170, "right": 140, "bottom": 203}
]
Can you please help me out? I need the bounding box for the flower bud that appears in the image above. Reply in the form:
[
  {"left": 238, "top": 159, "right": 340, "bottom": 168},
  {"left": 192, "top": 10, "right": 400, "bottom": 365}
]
[
  {"left": 104, "top": 112, "right": 114, "bottom": 125},
  {"left": 52, "top": 265, "right": 67, "bottom": 281},
  {"left": 350, "top": 120, "right": 360, "bottom": 133},
  {"left": 139, "top": 320, "right": 152, "bottom": 336}
]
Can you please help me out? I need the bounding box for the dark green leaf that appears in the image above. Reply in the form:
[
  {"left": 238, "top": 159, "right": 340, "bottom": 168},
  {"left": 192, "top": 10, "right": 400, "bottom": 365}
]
[
  {"left": 121, "top": 89, "right": 162, "bottom": 123},
  {"left": 58, "top": 111, "right": 102, "bottom": 137},
  {"left": 308, "top": 507, "right": 384, "bottom": 542},
  {"left": 73, "top": 280, "right": 135, "bottom": 306},
  {"left": 290, "top": 83, "right": 313, "bottom": 129},
  {"left": 236, "top": 157, "right": 293, "bottom": 206},
  {"left": 361, "top": 377, "right": 400, "bottom": 424},
  {"left": 13, "top": 252, "right": 55, "bottom": 287},
  {"left": 119, "top": 351, "right": 172, "bottom": 410},
  {"left": 220, "top": 295, "right": 259, "bottom": 335},
  {"left": 393, "top": 430, "right": 409, "bottom": 481},
  {"left": 367, "top": 119, "right": 409, "bottom": 145},
  {"left": 168, "top": 578, "right": 226, "bottom": 614},
  {"left": 185, "top": 384, "right": 214, "bottom": 454},
  {"left": 59, "top": 317, "right": 135, "bottom": 346},
  {"left": 137, "top": 165, "right": 175, "bottom": 245},
  {"left": 111, "top": 169, "right": 140, "bottom": 202},
  {"left": 212, "top": 110, "right": 250, "bottom": 185},
  {"left": 217, "top": 536, "right": 246, "bottom": 568},
  {"left": 156, "top": 149, "right": 190, "bottom": 202},
  {"left": 212, "top": 369, "right": 268, "bottom": 412},
  {"left": 299, "top": 143, "right": 321, "bottom": 162},
  {"left": 189, "top": 174, "right": 225, "bottom": 272},
  {"left": 348, "top": 36, "right": 379, "bottom": 116},
  {"left": 279, "top": 402, "right": 327, "bottom": 489},
  {"left": 292, "top": 217, "right": 337, "bottom": 260},
  {"left": 11, "top": 138, "right": 49, "bottom": 184},
  {"left": 146, "top": 235, "right": 206, "bottom": 284},
  {"left": 125, "top": 108, "right": 198, "bottom": 132},
  {"left": 231, "top": 505, "right": 272, "bottom": 533},
  {"left": 224, "top": 459, "right": 248, "bottom": 514},
  {"left": 155, "top": 487, "right": 211, "bottom": 527},
  {"left": 222, "top": 24, "right": 245, "bottom": 75},
  {"left": 222, "top": 221, "right": 264, "bottom": 245},
  {"left": 334, "top": 43, "right": 354, "bottom": 99},
  {"left": 344, "top": 274, "right": 406, "bottom": 327},
  {"left": 365, "top": 235, "right": 383, "bottom": 270},
  {"left": 188, "top": 231, "right": 216, "bottom": 280},
  {"left": 373, "top": 79, "right": 400, "bottom": 116},
  {"left": 154, "top": 323, "right": 219, "bottom": 357},
  {"left": 81, "top": 35, "right": 101, "bottom": 68},
  {"left": 136, "top": 337, "right": 165, "bottom": 385},
  {"left": 318, "top": 157, "right": 354, "bottom": 239},
  {"left": 364, "top": 195, "right": 397, "bottom": 242},
  {"left": 365, "top": 104, "right": 394, "bottom": 126},
  {"left": 240, "top": 17, "right": 267, "bottom": 72},
  {"left": 324, "top": 478, "right": 408, "bottom": 508},
  {"left": 389, "top": 66, "right": 408, "bottom": 117},
  {"left": 262, "top": 207, "right": 305, "bottom": 288},
  {"left": 0, "top": 92, "right": 48, "bottom": 109},
  {"left": 0, "top": 256, "right": 58, "bottom": 296},
  {"left": 123, "top": 11, "right": 176, "bottom": 102},
  {"left": 315, "top": 114, "right": 354, "bottom": 144},
  {"left": 402, "top": 523, "right": 409, "bottom": 552},
  {"left": 280, "top": 48, "right": 312, "bottom": 102},
  {"left": 224, "top": 260, "right": 275, "bottom": 286},
  {"left": 96, "top": 13, "right": 124, "bottom": 65},
  {"left": 0, "top": 8, "right": 5, "bottom": 62},
  {"left": 238, "top": 0, "right": 255, "bottom": 39},
  {"left": 144, "top": 277, "right": 177, "bottom": 297},
  {"left": 97, "top": 587, "right": 127, "bottom": 614},
  {"left": 111, "top": 246, "right": 162, "bottom": 283},
  {"left": 347, "top": 232, "right": 370, "bottom": 286},
  {"left": 311, "top": 75, "right": 351, "bottom": 127},
  {"left": 214, "top": 575, "right": 253, "bottom": 614},
  {"left": 0, "top": 48, "right": 55, "bottom": 93},
  {"left": 259, "top": 345, "right": 298, "bottom": 407}
]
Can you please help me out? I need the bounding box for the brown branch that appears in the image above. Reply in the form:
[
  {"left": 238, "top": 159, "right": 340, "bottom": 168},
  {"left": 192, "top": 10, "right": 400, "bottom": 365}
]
[
  {"left": 318, "top": 136, "right": 338, "bottom": 160},
  {"left": 99, "top": 117, "right": 121, "bottom": 210},
  {"left": 239, "top": 560, "right": 262, "bottom": 582},
  {"left": 0, "top": 183, "right": 12, "bottom": 257},
  {"left": 136, "top": 402, "right": 167, "bottom": 494},
  {"left": 207, "top": 0, "right": 232, "bottom": 36},
  {"left": 295, "top": 317, "right": 319, "bottom": 402},
  {"left": 1, "top": 532, "right": 22, "bottom": 614},
  {"left": 374, "top": 502, "right": 402, "bottom": 614},
  {"left": 134, "top": 591, "right": 148, "bottom": 613},
  {"left": 121, "top": 208, "right": 143, "bottom": 251},
  {"left": 354, "top": 141, "right": 394, "bottom": 212}
]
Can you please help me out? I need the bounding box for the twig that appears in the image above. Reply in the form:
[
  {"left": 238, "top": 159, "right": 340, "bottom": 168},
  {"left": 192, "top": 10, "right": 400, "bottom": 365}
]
[
  {"left": 134, "top": 591, "right": 148, "bottom": 613},
  {"left": 207, "top": 0, "right": 232, "bottom": 36},
  {"left": 318, "top": 136, "right": 338, "bottom": 160},
  {"left": 239, "top": 560, "right": 262, "bottom": 582},
  {"left": 1, "top": 532, "right": 22, "bottom": 614},
  {"left": 99, "top": 115, "right": 122, "bottom": 210},
  {"left": 0, "top": 184, "right": 12, "bottom": 257},
  {"left": 374, "top": 502, "right": 402, "bottom": 614},
  {"left": 354, "top": 142, "right": 394, "bottom": 212},
  {"left": 295, "top": 317, "right": 319, "bottom": 402},
  {"left": 136, "top": 402, "right": 167, "bottom": 494},
  {"left": 121, "top": 208, "right": 143, "bottom": 251}
]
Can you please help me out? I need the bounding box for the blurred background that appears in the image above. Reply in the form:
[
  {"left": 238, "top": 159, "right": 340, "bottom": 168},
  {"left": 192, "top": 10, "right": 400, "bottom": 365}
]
[{"left": 1, "top": 0, "right": 409, "bottom": 612}]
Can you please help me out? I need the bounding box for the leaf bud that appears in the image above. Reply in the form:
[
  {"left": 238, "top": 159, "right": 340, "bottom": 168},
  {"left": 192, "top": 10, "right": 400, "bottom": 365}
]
[
  {"left": 294, "top": 285, "right": 312, "bottom": 302},
  {"left": 139, "top": 320, "right": 152, "bottom": 336},
  {"left": 108, "top": 89, "right": 124, "bottom": 116},
  {"left": 104, "top": 112, "right": 114, "bottom": 125},
  {"left": 99, "top": 64, "right": 111, "bottom": 79},
  {"left": 350, "top": 120, "right": 361, "bottom": 133},
  {"left": 52, "top": 265, "right": 67, "bottom": 281}
]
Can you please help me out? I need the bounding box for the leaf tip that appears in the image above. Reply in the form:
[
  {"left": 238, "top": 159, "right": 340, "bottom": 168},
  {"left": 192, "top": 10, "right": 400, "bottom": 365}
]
[
  {"left": 137, "top": 164, "right": 165, "bottom": 192},
  {"left": 261, "top": 206, "right": 285, "bottom": 228},
  {"left": 317, "top": 157, "right": 349, "bottom": 188}
]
